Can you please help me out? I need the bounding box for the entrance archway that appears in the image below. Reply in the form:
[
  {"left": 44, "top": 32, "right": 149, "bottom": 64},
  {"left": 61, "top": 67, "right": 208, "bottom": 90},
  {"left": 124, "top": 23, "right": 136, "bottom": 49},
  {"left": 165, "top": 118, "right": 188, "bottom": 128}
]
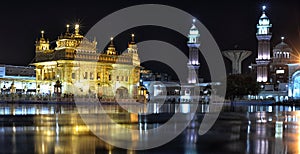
[
  {"left": 116, "top": 86, "right": 129, "bottom": 99},
  {"left": 291, "top": 71, "right": 300, "bottom": 99}
]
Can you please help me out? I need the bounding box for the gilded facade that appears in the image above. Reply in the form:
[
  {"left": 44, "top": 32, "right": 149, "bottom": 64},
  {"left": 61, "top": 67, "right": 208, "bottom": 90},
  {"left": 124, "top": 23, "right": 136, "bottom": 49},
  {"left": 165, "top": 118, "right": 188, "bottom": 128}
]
[{"left": 32, "top": 24, "right": 140, "bottom": 99}]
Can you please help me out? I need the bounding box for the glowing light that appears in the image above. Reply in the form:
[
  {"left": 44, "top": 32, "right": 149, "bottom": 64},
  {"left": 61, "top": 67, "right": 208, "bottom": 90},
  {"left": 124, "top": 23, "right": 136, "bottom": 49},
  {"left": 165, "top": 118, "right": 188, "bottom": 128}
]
[
  {"left": 66, "top": 24, "right": 70, "bottom": 33},
  {"left": 75, "top": 24, "right": 79, "bottom": 29},
  {"left": 257, "top": 77, "right": 262, "bottom": 82},
  {"left": 131, "top": 33, "right": 135, "bottom": 42},
  {"left": 281, "top": 36, "right": 285, "bottom": 41},
  {"left": 74, "top": 24, "right": 80, "bottom": 35},
  {"left": 262, "top": 77, "right": 267, "bottom": 82},
  {"left": 12, "top": 126, "right": 16, "bottom": 133},
  {"left": 41, "top": 30, "right": 44, "bottom": 34},
  {"left": 110, "top": 37, "right": 113, "bottom": 41},
  {"left": 192, "top": 18, "right": 196, "bottom": 23},
  {"left": 276, "top": 70, "right": 285, "bottom": 74},
  {"left": 262, "top": 5, "right": 266, "bottom": 11}
]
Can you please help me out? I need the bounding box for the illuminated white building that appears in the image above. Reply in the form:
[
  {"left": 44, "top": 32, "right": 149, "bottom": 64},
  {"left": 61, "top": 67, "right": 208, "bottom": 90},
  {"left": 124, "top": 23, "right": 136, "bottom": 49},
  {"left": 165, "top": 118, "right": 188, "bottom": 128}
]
[
  {"left": 258, "top": 38, "right": 295, "bottom": 101},
  {"left": 287, "top": 55, "right": 300, "bottom": 99},
  {"left": 249, "top": 6, "right": 300, "bottom": 101},
  {"left": 0, "top": 64, "right": 36, "bottom": 94},
  {"left": 269, "top": 37, "right": 292, "bottom": 89},
  {"left": 255, "top": 6, "right": 272, "bottom": 83},
  {"left": 187, "top": 19, "right": 200, "bottom": 84}
]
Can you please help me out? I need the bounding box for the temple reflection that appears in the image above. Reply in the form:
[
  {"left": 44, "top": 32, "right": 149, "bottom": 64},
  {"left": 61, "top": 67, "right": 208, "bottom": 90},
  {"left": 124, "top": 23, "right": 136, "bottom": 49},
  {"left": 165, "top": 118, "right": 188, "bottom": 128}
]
[{"left": 0, "top": 104, "right": 300, "bottom": 153}]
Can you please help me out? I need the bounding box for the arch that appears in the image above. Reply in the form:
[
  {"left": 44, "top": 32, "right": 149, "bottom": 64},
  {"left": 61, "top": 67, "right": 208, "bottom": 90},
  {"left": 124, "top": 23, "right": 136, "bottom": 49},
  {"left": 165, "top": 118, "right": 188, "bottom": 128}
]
[
  {"left": 116, "top": 86, "right": 129, "bottom": 99},
  {"left": 291, "top": 71, "right": 300, "bottom": 99}
]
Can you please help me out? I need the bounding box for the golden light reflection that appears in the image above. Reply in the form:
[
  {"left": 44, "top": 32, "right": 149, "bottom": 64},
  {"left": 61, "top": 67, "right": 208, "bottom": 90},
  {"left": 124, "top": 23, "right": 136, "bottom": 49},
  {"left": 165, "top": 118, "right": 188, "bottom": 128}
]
[
  {"left": 42, "top": 143, "right": 45, "bottom": 153},
  {"left": 46, "top": 130, "right": 53, "bottom": 136},
  {"left": 130, "top": 113, "right": 138, "bottom": 123},
  {"left": 127, "top": 150, "right": 136, "bottom": 154}
]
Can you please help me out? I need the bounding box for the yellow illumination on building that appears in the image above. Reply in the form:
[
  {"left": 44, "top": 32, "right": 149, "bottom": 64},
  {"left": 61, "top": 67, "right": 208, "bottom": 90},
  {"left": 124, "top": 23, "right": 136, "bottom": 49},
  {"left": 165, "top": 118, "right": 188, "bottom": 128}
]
[
  {"left": 75, "top": 24, "right": 80, "bottom": 35},
  {"left": 32, "top": 24, "right": 141, "bottom": 101}
]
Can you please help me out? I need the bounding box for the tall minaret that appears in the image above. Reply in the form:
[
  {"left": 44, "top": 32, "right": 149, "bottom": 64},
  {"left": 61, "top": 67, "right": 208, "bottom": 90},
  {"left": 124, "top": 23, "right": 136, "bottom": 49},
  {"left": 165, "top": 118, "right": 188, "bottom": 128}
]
[
  {"left": 256, "top": 5, "right": 272, "bottom": 82},
  {"left": 187, "top": 19, "right": 200, "bottom": 84}
]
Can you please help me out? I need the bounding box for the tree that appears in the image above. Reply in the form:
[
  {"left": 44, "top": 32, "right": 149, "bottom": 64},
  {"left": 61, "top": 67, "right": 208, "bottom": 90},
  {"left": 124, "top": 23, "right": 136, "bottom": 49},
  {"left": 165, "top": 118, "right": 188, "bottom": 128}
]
[{"left": 226, "top": 74, "right": 260, "bottom": 101}]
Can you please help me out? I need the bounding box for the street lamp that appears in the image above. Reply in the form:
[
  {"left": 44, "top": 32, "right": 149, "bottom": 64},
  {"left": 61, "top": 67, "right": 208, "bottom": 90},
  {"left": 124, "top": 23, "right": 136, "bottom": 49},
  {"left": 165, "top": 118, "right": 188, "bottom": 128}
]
[
  {"left": 24, "top": 85, "right": 28, "bottom": 94},
  {"left": 97, "top": 83, "right": 101, "bottom": 100},
  {"left": 138, "top": 86, "right": 148, "bottom": 103},
  {"left": 36, "top": 85, "right": 40, "bottom": 94},
  {"left": 140, "top": 79, "right": 143, "bottom": 86},
  {"left": 54, "top": 80, "right": 62, "bottom": 102},
  {"left": 54, "top": 80, "right": 62, "bottom": 95},
  {"left": 10, "top": 81, "right": 16, "bottom": 94},
  {"left": 48, "top": 84, "right": 52, "bottom": 95}
]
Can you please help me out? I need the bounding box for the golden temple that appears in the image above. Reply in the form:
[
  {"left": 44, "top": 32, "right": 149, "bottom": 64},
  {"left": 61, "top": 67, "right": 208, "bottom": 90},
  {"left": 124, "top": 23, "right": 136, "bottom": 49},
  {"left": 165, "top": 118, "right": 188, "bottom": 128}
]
[{"left": 32, "top": 24, "right": 141, "bottom": 100}]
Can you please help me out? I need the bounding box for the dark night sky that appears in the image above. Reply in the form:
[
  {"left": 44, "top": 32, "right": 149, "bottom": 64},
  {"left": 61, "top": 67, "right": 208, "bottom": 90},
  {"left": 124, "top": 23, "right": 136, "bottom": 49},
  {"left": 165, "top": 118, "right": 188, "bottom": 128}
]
[{"left": 0, "top": 0, "right": 299, "bottom": 81}]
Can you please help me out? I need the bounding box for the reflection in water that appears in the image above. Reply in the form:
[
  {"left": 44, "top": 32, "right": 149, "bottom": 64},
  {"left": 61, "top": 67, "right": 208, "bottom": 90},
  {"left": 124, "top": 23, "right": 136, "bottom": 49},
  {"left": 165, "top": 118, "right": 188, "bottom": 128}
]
[
  {"left": 0, "top": 103, "right": 300, "bottom": 153},
  {"left": 245, "top": 107, "right": 300, "bottom": 154},
  {"left": 0, "top": 104, "right": 77, "bottom": 115},
  {"left": 0, "top": 103, "right": 208, "bottom": 116}
]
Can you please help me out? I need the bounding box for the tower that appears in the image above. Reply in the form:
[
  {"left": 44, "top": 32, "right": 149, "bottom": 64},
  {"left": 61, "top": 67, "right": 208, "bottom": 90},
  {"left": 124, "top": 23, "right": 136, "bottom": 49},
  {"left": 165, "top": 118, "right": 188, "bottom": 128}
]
[
  {"left": 222, "top": 50, "right": 252, "bottom": 74},
  {"left": 256, "top": 5, "right": 272, "bottom": 82},
  {"left": 127, "top": 34, "right": 140, "bottom": 66},
  {"left": 106, "top": 37, "right": 117, "bottom": 55},
  {"left": 35, "top": 30, "right": 50, "bottom": 52},
  {"left": 187, "top": 19, "right": 200, "bottom": 84},
  {"left": 128, "top": 34, "right": 138, "bottom": 54},
  {"left": 270, "top": 37, "right": 292, "bottom": 86}
]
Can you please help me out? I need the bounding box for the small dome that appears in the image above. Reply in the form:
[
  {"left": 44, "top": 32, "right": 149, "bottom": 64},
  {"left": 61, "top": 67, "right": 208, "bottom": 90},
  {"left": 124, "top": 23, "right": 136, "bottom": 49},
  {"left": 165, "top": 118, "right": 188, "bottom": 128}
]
[
  {"left": 259, "top": 12, "right": 270, "bottom": 25},
  {"left": 274, "top": 41, "right": 292, "bottom": 52},
  {"left": 189, "top": 24, "right": 199, "bottom": 35},
  {"left": 260, "top": 12, "right": 268, "bottom": 19}
]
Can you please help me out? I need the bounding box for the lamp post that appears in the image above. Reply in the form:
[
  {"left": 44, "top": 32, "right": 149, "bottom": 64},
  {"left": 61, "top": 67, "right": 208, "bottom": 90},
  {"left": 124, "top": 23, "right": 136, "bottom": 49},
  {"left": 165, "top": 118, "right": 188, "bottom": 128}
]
[
  {"left": 140, "top": 79, "right": 143, "bottom": 86},
  {"left": 54, "top": 80, "right": 62, "bottom": 102},
  {"left": 10, "top": 81, "right": 16, "bottom": 102},
  {"left": 10, "top": 81, "right": 16, "bottom": 94},
  {"left": 48, "top": 83, "right": 52, "bottom": 100},
  {"left": 138, "top": 86, "right": 147, "bottom": 103},
  {"left": 36, "top": 85, "right": 40, "bottom": 94},
  {"left": 24, "top": 85, "right": 27, "bottom": 94},
  {"left": 2, "top": 85, "right": 6, "bottom": 94},
  {"left": 97, "top": 83, "right": 102, "bottom": 101}
]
